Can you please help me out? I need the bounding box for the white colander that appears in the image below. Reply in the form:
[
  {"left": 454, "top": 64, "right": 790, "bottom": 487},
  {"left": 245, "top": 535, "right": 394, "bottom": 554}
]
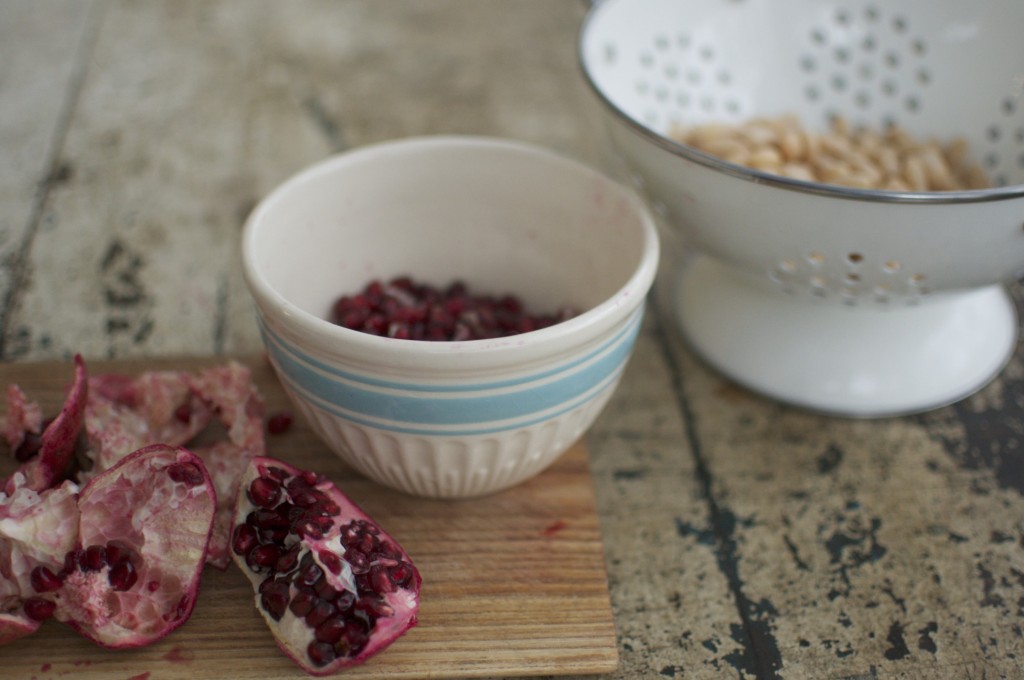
[{"left": 579, "top": 0, "right": 1024, "bottom": 416}]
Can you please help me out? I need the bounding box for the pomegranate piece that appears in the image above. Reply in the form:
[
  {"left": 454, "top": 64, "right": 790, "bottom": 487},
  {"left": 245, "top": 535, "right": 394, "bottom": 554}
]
[
  {"left": 83, "top": 361, "right": 266, "bottom": 570},
  {"left": 82, "top": 370, "right": 212, "bottom": 479},
  {"left": 46, "top": 444, "right": 216, "bottom": 648},
  {"left": 231, "top": 457, "right": 420, "bottom": 676},
  {"left": 329, "top": 276, "right": 577, "bottom": 341},
  {"left": 0, "top": 477, "right": 80, "bottom": 645},
  {"left": 2, "top": 355, "right": 88, "bottom": 495},
  {"left": 3, "top": 384, "right": 42, "bottom": 456}
]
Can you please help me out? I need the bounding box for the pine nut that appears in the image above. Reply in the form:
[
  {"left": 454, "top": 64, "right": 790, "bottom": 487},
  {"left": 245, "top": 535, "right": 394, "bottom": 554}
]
[{"left": 668, "top": 113, "right": 991, "bottom": 191}]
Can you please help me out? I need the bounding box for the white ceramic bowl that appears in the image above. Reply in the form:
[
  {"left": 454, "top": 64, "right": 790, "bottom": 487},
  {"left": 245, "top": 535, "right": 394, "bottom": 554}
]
[{"left": 242, "top": 136, "right": 659, "bottom": 498}]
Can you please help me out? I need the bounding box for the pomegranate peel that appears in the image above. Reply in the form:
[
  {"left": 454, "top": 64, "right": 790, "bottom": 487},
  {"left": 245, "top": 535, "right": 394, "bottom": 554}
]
[
  {"left": 82, "top": 370, "right": 212, "bottom": 479},
  {"left": 185, "top": 362, "right": 267, "bottom": 569},
  {"left": 2, "top": 355, "right": 88, "bottom": 495},
  {"left": 82, "top": 361, "right": 266, "bottom": 570},
  {"left": 48, "top": 444, "right": 216, "bottom": 648},
  {"left": 231, "top": 457, "right": 420, "bottom": 675},
  {"left": 0, "top": 477, "right": 80, "bottom": 644},
  {"left": 3, "top": 384, "right": 42, "bottom": 456}
]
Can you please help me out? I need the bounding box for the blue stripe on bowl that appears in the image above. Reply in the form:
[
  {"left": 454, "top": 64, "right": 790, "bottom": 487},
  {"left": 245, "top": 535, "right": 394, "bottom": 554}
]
[
  {"left": 260, "top": 308, "right": 642, "bottom": 427},
  {"left": 283, "top": 359, "right": 627, "bottom": 437},
  {"left": 259, "top": 307, "right": 642, "bottom": 393}
]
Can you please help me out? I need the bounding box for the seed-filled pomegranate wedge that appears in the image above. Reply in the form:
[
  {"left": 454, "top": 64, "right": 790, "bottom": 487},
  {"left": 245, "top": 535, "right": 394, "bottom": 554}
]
[{"left": 232, "top": 457, "right": 421, "bottom": 676}]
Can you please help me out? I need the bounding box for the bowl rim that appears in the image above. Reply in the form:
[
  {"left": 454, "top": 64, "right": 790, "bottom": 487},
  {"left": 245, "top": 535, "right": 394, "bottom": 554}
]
[
  {"left": 577, "top": 0, "right": 1024, "bottom": 205},
  {"left": 242, "top": 135, "right": 660, "bottom": 370}
]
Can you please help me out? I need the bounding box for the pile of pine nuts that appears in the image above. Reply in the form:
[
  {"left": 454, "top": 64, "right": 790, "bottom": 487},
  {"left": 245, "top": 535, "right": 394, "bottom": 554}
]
[{"left": 669, "top": 114, "right": 990, "bottom": 191}]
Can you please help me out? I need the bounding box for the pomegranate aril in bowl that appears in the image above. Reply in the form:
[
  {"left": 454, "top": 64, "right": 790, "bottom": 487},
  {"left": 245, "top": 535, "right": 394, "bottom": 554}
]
[
  {"left": 330, "top": 276, "right": 577, "bottom": 341},
  {"left": 242, "top": 135, "right": 660, "bottom": 498}
]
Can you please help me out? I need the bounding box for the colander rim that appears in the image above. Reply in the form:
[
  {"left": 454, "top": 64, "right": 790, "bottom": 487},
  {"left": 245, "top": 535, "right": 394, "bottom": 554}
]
[{"left": 577, "top": 0, "right": 1024, "bottom": 205}]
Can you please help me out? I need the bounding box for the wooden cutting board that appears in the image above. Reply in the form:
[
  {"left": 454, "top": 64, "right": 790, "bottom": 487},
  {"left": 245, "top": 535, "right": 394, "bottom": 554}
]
[{"left": 0, "top": 356, "right": 618, "bottom": 679}]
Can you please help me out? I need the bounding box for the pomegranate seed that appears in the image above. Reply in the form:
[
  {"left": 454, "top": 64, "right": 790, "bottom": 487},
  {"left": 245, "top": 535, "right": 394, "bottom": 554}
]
[
  {"left": 247, "top": 544, "right": 280, "bottom": 570},
  {"left": 62, "top": 549, "right": 80, "bottom": 575},
  {"left": 248, "top": 476, "right": 282, "bottom": 508},
  {"left": 307, "top": 641, "right": 337, "bottom": 667},
  {"left": 260, "top": 579, "right": 291, "bottom": 621},
  {"left": 291, "top": 490, "right": 320, "bottom": 509},
  {"left": 23, "top": 597, "right": 56, "bottom": 622},
  {"left": 260, "top": 465, "right": 290, "bottom": 481},
  {"left": 337, "top": 620, "right": 370, "bottom": 656},
  {"left": 173, "top": 403, "right": 191, "bottom": 423},
  {"left": 314, "top": 575, "right": 339, "bottom": 601},
  {"left": 275, "top": 545, "right": 301, "bottom": 573},
  {"left": 82, "top": 544, "right": 108, "bottom": 571},
  {"left": 166, "top": 461, "right": 205, "bottom": 487},
  {"left": 369, "top": 565, "right": 395, "bottom": 594},
  {"left": 266, "top": 411, "right": 293, "bottom": 435},
  {"left": 105, "top": 540, "right": 134, "bottom": 566},
  {"left": 108, "top": 560, "right": 138, "bottom": 591},
  {"left": 390, "top": 562, "right": 415, "bottom": 588},
  {"left": 232, "top": 524, "right": 259, "bottom": 556},
  {"left": 318, "top": 550, "right": 342, "bottom": 575},
  {"left": 344, "top": 550, "right": 369, "bottom": 575},
  {"left": 355, "top": 594, "right": 392, "bottom": 618},
  {"left": 314, "top": 615, "right": 347, "bottom": 644},
  {"left": 335, "top": 590, "right": 356, "bottom": 612},
  {"left": 289, "top": 587, "right": 318, "bottom": 618},
  {"left": 298, "top": 562, "right": 323, "bottom": 587},
  {"left": 305, "top": 599, "right": 336, "bottom": 627},
  {"left": 250, "top": 507, "right": 289, "bottom": 530},
  {"left": 30, "top": 566, "right": 63, "bottom": 593}
]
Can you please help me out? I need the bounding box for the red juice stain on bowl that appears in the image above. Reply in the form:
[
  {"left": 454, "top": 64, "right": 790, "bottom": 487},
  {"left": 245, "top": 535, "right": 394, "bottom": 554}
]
[{"left": 329, "top": 276, "right": 577, "bottom": 341}]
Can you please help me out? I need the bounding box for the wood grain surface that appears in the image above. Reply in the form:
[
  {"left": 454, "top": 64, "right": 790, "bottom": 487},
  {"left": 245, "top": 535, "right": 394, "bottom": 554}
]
[
  {"left": 2, "top": 2, "right": 1023, "bottom": 678},
  {"left": 0, "top": 356, "right": 618, "bottom": 679}
]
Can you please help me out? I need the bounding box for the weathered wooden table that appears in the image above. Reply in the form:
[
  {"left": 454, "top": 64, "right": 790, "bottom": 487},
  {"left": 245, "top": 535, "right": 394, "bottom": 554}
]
[{"left": 2, "top": 2, "right": 1021, "bottom": 678}]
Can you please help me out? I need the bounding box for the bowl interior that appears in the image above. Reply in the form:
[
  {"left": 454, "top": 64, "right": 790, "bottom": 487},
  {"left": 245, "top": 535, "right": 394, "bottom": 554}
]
[{"left": 247, "top": 137, "right": 650, "bottom": 326}]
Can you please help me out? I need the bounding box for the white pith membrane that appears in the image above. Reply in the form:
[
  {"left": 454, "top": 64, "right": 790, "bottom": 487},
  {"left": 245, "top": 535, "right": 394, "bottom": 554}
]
[{"left": 231, "top": 457, "right": 420, "bottom": 674}]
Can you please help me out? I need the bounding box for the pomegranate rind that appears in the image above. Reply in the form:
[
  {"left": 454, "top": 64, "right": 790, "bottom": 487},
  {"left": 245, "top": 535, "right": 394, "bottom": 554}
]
[
  {"left": 187, "top": 362, "right": 266, "bottom": 569},
  {"left": 0, "top": 478, "right": 80, "bottom": 593},
  {"left": 3, "top": 355, "right": 88, "bottom": 495},
  {"left": 0, "top": 477, "right": 80, "bottom": 644},
  {"left": 3, "top": 384, "right": 42, "bottom": 453},
  {"left": 83, "top": 361, "right": 265, "bottom": 570},
  {"left": 82, "top": 371, "right": 212, "bottom": 478},
  {"left": 0, "top": 610, "right": 39, "bottom": 644},
  {"left": 54, "top": 444, "right": 216, "bottom": 649},
  {"left": 232, "top": 456, "right": 421, "bottom": 676}
]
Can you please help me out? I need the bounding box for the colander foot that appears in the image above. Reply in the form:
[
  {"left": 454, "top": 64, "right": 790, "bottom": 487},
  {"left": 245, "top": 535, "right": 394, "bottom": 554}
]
[{"left": 669, "top": 255, "right": 1017, "bottom": 417}]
